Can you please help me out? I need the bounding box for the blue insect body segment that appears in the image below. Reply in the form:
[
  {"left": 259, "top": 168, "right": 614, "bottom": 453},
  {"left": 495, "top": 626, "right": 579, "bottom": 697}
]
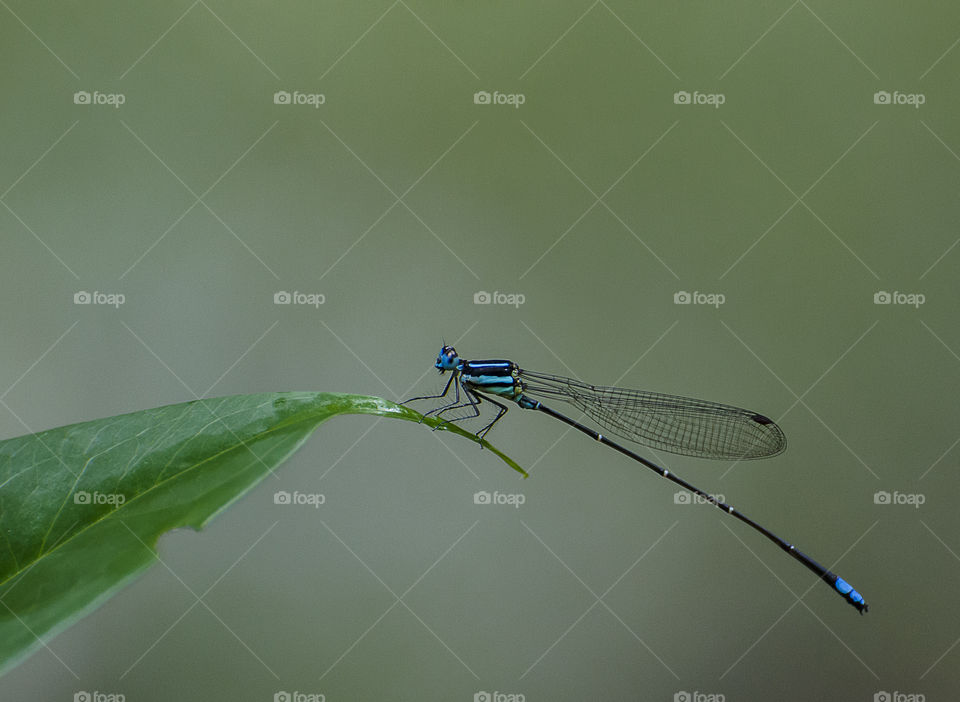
[
  {"left": 460, "top": 360, "right": 524, "bottom": 401},
  {"left": 517, "top": 396, "right": 541, "bottom": 410},
  {"left": 406, "top": 345, "right": 868, "bottom": 615},
  {"left": 832, "top": 576, "right": 867, "bottom": 612}
]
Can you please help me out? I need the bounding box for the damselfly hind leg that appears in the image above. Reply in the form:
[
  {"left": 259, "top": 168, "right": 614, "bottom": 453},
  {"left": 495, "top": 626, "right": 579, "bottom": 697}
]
[{"left": 475, "top": 395, "right": 509, "bottom": 442}]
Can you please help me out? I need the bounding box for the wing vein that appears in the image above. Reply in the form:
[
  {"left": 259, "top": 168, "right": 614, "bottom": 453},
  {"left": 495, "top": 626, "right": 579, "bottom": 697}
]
[{"left": 520, "top": 370, "right": 785, "bottom": 460}]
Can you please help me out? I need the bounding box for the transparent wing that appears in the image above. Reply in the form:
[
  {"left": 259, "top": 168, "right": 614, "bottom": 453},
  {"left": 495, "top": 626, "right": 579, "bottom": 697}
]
[{"left": 519, "top": 370, "right": 786, "bottom": 460}]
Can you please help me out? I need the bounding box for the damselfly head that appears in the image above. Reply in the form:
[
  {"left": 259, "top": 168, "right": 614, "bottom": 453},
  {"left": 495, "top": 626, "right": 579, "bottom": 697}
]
[{"left": 435, "top": 345, "right": 459, "bottom": 372}]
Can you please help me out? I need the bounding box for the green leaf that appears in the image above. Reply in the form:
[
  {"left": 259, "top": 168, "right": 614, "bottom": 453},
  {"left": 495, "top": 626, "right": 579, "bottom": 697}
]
[{"left": 0, "top": 392, "right": 525, "bottom": 675}]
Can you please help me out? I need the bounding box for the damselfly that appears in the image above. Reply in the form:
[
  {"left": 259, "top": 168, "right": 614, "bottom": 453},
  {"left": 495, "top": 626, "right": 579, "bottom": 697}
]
[{"left": 405, "top": 345, "right": 868, "bottom": 614}]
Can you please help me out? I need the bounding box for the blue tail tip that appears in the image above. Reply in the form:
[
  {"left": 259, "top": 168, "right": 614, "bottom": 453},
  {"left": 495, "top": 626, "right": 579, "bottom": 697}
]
[{"left": 835, "top": 577, "right": 869, "bottom": 614}]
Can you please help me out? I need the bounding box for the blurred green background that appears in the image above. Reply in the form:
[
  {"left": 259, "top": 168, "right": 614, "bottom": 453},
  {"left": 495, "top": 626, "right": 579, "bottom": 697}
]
[{"left": 2, "top": 1, "right": 959, "bottom": 700}]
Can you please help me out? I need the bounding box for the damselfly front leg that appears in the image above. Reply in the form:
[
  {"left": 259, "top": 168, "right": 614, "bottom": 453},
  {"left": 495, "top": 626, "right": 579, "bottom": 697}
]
[
  {"left": 433, "top": 389, "right": 511, "bottom": 444},
  {"left": 431, "top": 383, "right": 482, "bottom": 427},
  {"left": 403, "top": 372, "right": 460, "bottom": 424},
  {"left": 403, "top": 370, "right": 456, "bottom": 405}
]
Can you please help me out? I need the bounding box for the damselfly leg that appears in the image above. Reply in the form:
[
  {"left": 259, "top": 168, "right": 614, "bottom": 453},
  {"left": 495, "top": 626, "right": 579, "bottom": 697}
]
[{"left": 403, "top": 372, "right": 460, "bottom": 423}]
